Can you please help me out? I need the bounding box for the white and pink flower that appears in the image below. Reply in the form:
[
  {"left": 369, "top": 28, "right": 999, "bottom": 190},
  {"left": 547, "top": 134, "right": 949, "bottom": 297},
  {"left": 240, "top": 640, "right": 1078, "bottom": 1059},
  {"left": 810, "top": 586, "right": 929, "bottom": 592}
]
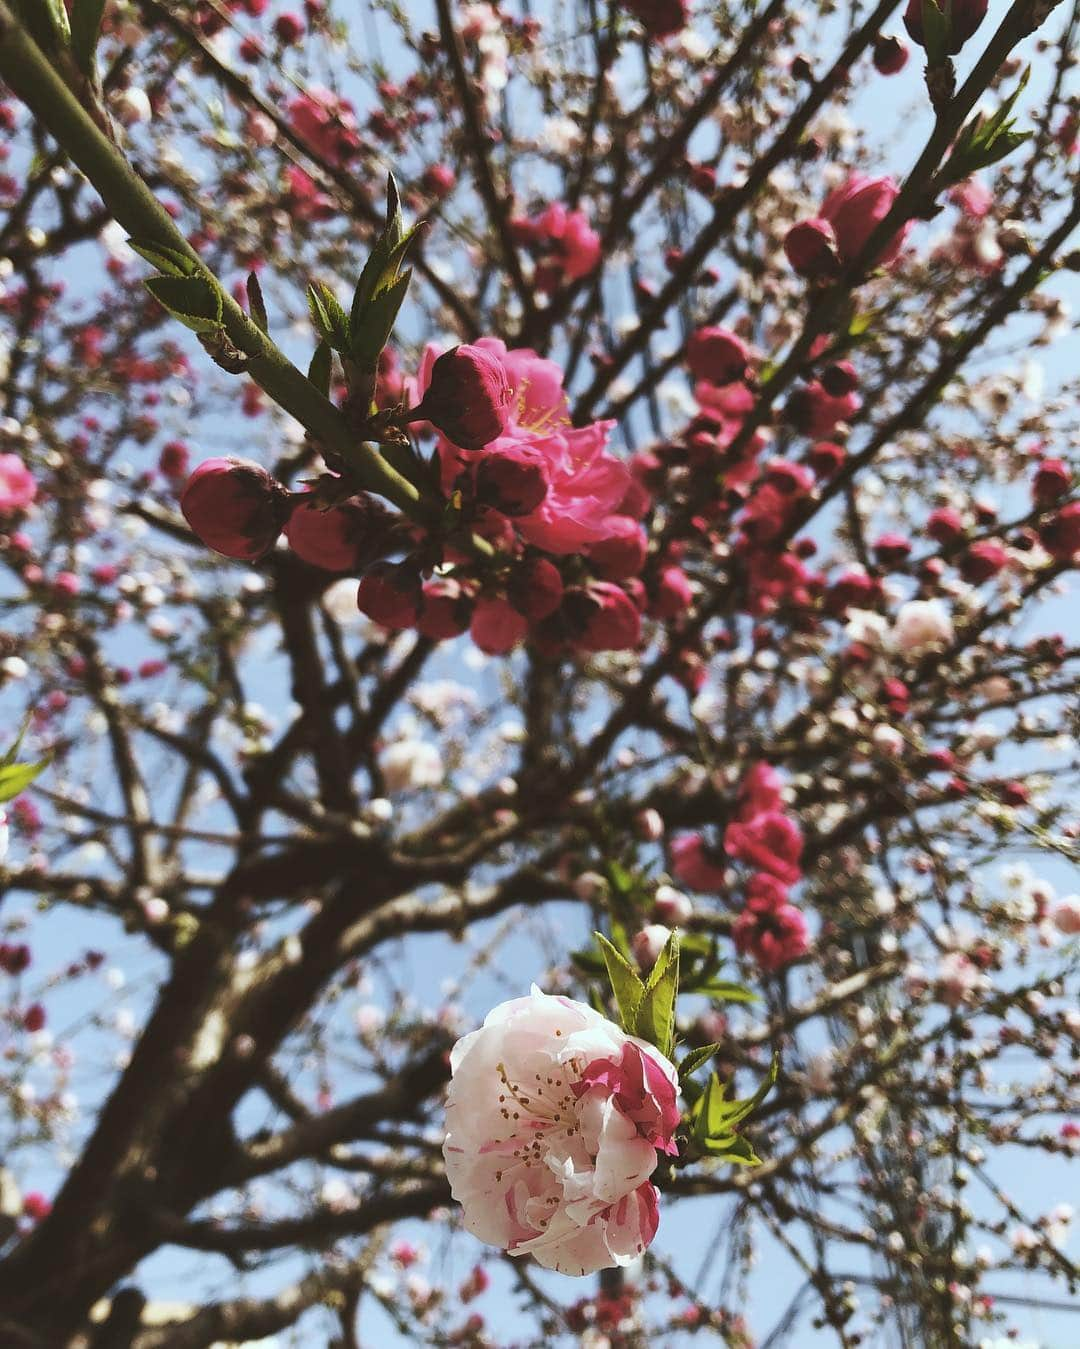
[{"left": 443, "top": 988, "right": 679, "bottom": 1275}]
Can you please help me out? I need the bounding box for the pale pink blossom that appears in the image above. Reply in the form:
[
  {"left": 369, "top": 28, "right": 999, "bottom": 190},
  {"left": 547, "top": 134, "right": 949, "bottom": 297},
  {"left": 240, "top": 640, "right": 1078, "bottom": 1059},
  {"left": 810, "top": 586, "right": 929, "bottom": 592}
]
[
  {"left": 443, "top": 988, "right": 678, "bottom": 1275},
  {"left": 892, "top": 599, "right": 954, "bottom": 658}
]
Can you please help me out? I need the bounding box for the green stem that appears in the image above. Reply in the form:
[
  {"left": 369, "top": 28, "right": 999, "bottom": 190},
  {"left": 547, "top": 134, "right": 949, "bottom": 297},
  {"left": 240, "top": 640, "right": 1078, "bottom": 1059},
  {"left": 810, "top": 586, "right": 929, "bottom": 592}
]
[{"left": 0, "top": 1, "right": 438, "bottom": 528}]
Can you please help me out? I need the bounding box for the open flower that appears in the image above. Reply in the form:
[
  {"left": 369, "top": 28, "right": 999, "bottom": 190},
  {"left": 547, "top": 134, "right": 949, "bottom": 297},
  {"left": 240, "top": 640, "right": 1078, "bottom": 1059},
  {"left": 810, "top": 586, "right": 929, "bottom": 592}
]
[{"left": 443, "top": 988, "right": 679, "bottom": 1276}]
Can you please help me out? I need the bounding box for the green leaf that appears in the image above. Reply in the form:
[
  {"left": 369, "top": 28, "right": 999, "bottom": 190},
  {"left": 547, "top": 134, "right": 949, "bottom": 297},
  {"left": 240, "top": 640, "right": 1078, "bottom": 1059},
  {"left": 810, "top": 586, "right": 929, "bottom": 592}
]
[
  {"left": 350, "top": 269, "right": 411, "bottom": 371},
  {"left": 247, "top": 272, "right": 269, "bottom": 334},
  {"left": 308, "top": 340, "right": 332, "bottom": 398},
  {"left": 349, "top": 174, "right": 420, "bottom": 337},
  {"left": 678, "top": 1042, "right": 724, "bottom": 1081},
  {"left": 1, "top": 716, "right": 32, "bottom": 769},
  {"left": 848, "top": 309, "right": 875, "bottom": 338},
  {"left": 128, "top": 240, "right": 198, "bottom": 278},
  {"left": 70, "top": 0, "right": 107, "bottom": 74},
  {"left": 571, "top": 948, "right": 606, "bottom": 977},
  {"left": 697, "top": 980, "right": 760, "bottom": 1004},
  {"left": 144, "top": 275, "right": 223, "bottom": 334},
  {"left": 941, "top": 69, "right": 1032, "bottom": 188},
  {"left": 634, "top": 929, "right": 679, "bottom": 1057},
  {"left": 0, "top": 760, "right": 47, "bottom": 804},
  {"left": 700, "top": 1132, "right": 761, "bottom": 1165},
  {"left": 596, "top": 932, "right": 644, "bottom": 1032},
  {"left": 698, "top": 1055, "right": 779, "bottom": 1139},
  {"left": 307, "top": 283, "right": 350, "bottom": 350},
  {"left": 605, "top": 860, "right": 634, "bottom": 896}
]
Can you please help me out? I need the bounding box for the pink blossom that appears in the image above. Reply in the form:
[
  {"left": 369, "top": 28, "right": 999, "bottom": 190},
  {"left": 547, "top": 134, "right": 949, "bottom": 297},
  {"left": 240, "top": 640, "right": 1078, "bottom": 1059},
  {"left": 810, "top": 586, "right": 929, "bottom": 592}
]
[
  {"left": 737, "top": 762, "right": 785, "bottom": 820},
  {"left": 0, "top": 454, "right": 36, "bottom": 515},
  {"left": 724, "top": 812, "right": 803, "bottom": 886},
  {"left": 422, "top": 341, "right": 634, "bottom": 551},
  {"left": 288, "top": 88, "right": 361, "bottom": 166},
  {"left": 444, "top": 989, "right": 677, "bottom": 1274},
  {"left": 733, "top": 889, "right": 810, "bottom": 972},
  {"left": 671, "top": 833, "right": 727, "bottom": 892}
]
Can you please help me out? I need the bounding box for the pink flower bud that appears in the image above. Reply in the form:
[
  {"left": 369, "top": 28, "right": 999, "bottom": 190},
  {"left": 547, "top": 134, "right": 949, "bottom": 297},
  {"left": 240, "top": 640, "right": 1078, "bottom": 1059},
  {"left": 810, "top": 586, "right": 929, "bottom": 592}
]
[
  {"left": 564, "top": 582, "right": 642, "bottom": 653},
  {"left": 22, "top": 1002, "right": 46, "bottom": 1032},
  {"left": 784, "top": 217, "right": 840, "bottom": 279},
  {"left": 273, "top": 11, "right": 305, "bottom": 44},
  {"left": 422, "top": 163, "right": 456, "bottom": 198},
  {"left": 1052, "top": 895, "right": 1080, "bottom": 935},
  {"left": 959, "top": 540, "right": 1009, "bottom": 583},
  {"left": 647, "top": 564, "right": 693, "bottom": 619},
  {"left": 621, "top": 0, "right": 688, "bottom": 38},
  {"left": 21, "top": 1192, "right": 50, "bottom": 1222},
  {"left": 1033, "top": 458, "right": 1071, "bottom": 505},
  {"left": 873, "top": 532, "right": 912, "bottom": 566},
  {"left": 470, "top": 598, "right": 528, "bottom": 654},
  {"left": 158, "top": 440, "right": 189, "bottom": 479},
  {"left": 473, "top": 445, "right": 549, "bottom": 516},
  {"left": 654, "top": 885, "right": 693, "bottom": 925},
  {"left": 873, "top": 33, "right": 909, "bottom": 73},
  {"left": 356, "top": 561, "right": 422, "bottom": 629},
  {"left": 820, "top": 360, "right": 859, "bottom": 396},
  {"left": 0, "top": 942, "right": 31, "bottom": 975},
  {"left": 1039, "top": 501, "right": 1080, "bottom": 561},
  {"left": 416, "top": 578, "right": 472, "bottom": 640},
  {"left": 180, "top": 458, "right": 291, "bottom": 561},
  {"left": 284, "top": 493, "right": 396, "bottom": 572},
  {"left": 820, "top": 174, "right": 909, "bottom": 268},
  {"left": 904, "top": 0, "right": 987, "bottom": 54},
  {"left": 586, "top": 519, "right": 648, "bottom": 580},
  {"left": 807, "top": 440, "right": 846, "bottom": 477},
  {"left": 926, "top": 506, "right": 966, "bottom": 544},
  {"left": 635, "top": 807, "right": 664, "bottom": 841},
  {"left": 686, "top": 326, "right": 750, "bottom": 385},
  {"left": 632, "top": 923, "right": 672, "bottom": 970},
  {"left": 508, "top": 555, "right": 564, "bottom": 620},
  {"left": 416, "top": 345, "right": 514, "bottom": 450}
]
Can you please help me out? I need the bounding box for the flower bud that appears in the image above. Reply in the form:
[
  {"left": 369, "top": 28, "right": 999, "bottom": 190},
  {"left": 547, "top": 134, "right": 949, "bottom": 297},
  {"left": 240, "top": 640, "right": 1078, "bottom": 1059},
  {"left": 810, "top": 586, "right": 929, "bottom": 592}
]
[
  {"left": 1033, "top": 458, "right": 1071, "bottom": 505},
  {"left": 563, "top": 582, "right": 642, "bottom": 653},
  {"left": 180, "top": 458, "right": 291, "bottom": 561},
  {"left": 470, "top": 598, "right": 528, "bottom": 654},
  {"left": 356, "top": 560, "right": 422, "bottom": 629},
  {"left": 416, "top": 578, "right": 472, "bottom": 640},
  {"left": 821, "top": 174, "right": 908, "bottom": 268},
  {"left": 926, "top": 506, "right": 965, "bottom": 544},
  {"left": 820, "top": 360, "right": 859, "bottom": 396},
  {"left": 873, "top": 33, "right": 909, "bottom": 74},
  {"left": 635, "top": 808, "right": 664, "bottom": 841},
  {"left": 284, "top": 493, "right": 397, "bottom": 572},
  {"left": 686, "top": 326, "right": 750, "bottom": 385},
  {"left": 654, "top": 885, "right": 693, "bottom": 925},
  {"left": 1039, "top": 501, "right": 1080, "bottom": 561},
  {"left": 507, "top": 555, "right": 563, "bottom": 620},
  {"left": 632, "top": 923, "right": 672, "bottom": 971},
  {"left": 904, "top": 0, "right": 987, "bottom": 54},
  {"left": 415, "top": 345, "right": 513, "bottom": 450},
  {"left": 622, "top": 0, "right": 688, "bottom": 39},
  {"left": 473, "top": 445, "right": 549, "bottom": 516},
  {"left": 959, "top": 540, "right": 1008, "bottom": 584},
  {"left": 784, "top": 217, "right": 840, "bottom": 279}
]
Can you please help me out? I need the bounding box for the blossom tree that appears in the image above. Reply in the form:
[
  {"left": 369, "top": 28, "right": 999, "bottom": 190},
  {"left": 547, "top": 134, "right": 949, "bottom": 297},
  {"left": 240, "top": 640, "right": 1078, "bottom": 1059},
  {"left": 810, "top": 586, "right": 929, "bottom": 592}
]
[{"left": 0, "top": 0, "right": 1077, "bottom": 1344}]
